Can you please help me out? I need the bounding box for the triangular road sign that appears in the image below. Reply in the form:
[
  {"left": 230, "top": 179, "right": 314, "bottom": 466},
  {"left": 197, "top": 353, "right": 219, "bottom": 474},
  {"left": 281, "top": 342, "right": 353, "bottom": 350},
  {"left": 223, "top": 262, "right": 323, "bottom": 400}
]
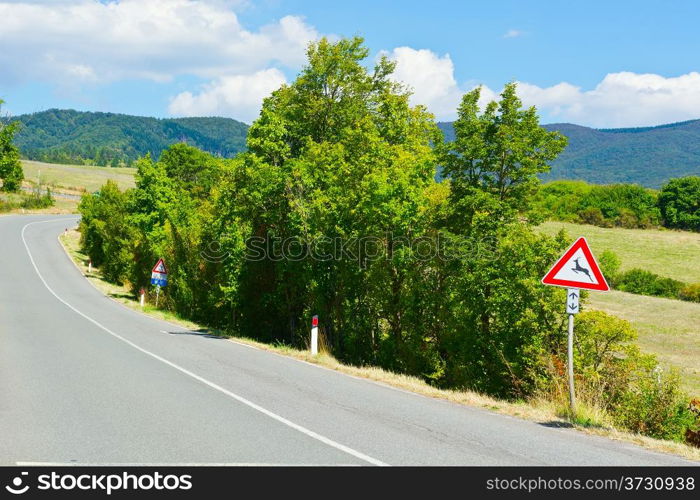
[
  {"left": 152, "top": 258, "right": 168, "bottom": 275},
  {"left": 542, "top": 237, "right": 609, "bottom": 291}
]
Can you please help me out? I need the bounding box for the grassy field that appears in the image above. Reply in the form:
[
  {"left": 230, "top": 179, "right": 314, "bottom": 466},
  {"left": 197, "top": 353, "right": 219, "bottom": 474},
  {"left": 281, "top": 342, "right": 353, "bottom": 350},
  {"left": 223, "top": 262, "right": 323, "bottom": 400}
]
[
  {"left": 22, "top": 160, "right": 137, "bottom": 193},
  {"left": 588, "top": 291, "right": 700, "bottom": 395},
  {"left": 538, "top": 221, "right": 700, "bottom": 283}
]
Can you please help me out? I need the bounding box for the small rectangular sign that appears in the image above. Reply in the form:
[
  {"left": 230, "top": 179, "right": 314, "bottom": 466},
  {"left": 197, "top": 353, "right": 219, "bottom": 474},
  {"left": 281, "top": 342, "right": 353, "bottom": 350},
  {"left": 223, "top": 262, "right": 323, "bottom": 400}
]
[
  {"left": 151, "top": 273, "right": 168, "bottom": 287},
  {"left": 567, "top": 288, "right": 580, "bottom": 314}
]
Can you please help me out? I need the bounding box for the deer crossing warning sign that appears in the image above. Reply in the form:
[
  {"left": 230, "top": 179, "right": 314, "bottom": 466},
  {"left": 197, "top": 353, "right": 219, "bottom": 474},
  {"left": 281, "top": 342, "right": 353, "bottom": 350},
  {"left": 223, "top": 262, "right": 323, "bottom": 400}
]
[{"left": 541, "top": 237, "right": 609, "bottom": 292}]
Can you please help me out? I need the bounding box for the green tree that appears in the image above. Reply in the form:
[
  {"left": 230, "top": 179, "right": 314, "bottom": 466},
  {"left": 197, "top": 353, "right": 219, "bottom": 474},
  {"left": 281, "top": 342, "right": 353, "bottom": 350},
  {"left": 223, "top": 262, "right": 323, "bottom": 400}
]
[
  {"left": 240, "top": 36, "right": 442, "bottom": 365},
  {"left": 440, "top": 84, "right": 567, "bottom": 228},
  {"left": 0, "top": 99, "right": 24, "bottom": 192},
  {"left": 658, "top": 176, "right": 700, "bottom": 232},
  {"left": 437, "top": 84, "right": 569, "bottom": 396},
  {"left": 78, "top": 180, "right": 134, "bottom": 283}
]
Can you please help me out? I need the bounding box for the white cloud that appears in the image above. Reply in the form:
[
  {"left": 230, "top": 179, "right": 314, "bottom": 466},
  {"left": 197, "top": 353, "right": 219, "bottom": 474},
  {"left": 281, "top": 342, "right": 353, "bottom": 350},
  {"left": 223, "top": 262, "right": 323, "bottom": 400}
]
[
  {"left": 503, "top": 29, "right": 524, "bottom": 38},
  {"left": 516, "top": 72, "right": 700, "bottom": 127},
  {"left": 0, "top": 0, "right": 319, "bottom": 85},
  {"left": 384, "top": 47, "right": 495, "bottom": 121},
  {"left": 168, "top": 68, "right": 287, "bottom": 123},
  {"left": 385, "top": 46, "right": 700, "bottom": 127}
]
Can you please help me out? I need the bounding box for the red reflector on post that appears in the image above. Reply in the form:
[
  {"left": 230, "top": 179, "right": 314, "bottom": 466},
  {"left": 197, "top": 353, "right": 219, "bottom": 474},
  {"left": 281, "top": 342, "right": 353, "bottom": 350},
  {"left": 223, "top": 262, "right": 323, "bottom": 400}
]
[{"left": 312, "top": 315, "right": 318, "bottom": 327}]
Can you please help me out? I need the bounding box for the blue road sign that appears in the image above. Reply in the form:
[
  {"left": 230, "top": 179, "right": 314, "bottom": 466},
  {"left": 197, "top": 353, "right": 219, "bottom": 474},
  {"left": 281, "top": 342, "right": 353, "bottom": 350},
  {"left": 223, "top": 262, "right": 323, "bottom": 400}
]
[{"left": 151, "top": 275, "right": 167, "bottom": 287}]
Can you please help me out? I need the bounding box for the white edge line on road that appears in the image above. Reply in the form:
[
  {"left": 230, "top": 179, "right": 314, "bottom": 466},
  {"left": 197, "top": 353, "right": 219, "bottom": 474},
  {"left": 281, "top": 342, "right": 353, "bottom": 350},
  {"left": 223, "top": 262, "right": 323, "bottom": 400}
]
[{"left": 21, "top": 219, "right": 388, "bottom": 467}]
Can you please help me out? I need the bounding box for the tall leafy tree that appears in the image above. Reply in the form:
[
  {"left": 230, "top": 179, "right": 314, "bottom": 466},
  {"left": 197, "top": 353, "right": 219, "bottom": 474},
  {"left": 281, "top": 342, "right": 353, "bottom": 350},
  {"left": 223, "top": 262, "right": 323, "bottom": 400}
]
[
  {"left": 0, "top": 99, "right": 24, "bottom": 192},
  {"left": 241, "top": 36, "right": 441, "bottom": 363},
  {"left": 437, "top": 84, "right": 569, "bottom": 396},
  {"left": 658, "top": 176, "right": 700, "bottom": 232}
]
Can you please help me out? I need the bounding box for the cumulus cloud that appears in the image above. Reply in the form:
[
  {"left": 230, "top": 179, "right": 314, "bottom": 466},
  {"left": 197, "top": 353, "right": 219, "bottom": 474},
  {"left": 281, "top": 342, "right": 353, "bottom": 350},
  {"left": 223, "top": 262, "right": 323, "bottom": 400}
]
[
  {"left": 384, "top": 47, "right": 495, "bottom": 121},
  {"left": 385, "top": 46, "right": 700, "bottom": 127},
  {"left": 168, "top": 68, "right": 287, "bottom": 122},
  {"left": 0, "top": 0, "right": 318, "bottom": 85},
  {"left": 516, "top": 72, "right": 700, "bottom": 127}
]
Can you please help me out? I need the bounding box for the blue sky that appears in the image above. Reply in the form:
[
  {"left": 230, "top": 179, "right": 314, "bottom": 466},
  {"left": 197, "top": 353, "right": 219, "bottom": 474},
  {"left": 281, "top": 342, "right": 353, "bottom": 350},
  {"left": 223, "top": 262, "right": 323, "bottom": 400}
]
[{"left": 1, "top": 0, "right": 699, "bottom": 127}]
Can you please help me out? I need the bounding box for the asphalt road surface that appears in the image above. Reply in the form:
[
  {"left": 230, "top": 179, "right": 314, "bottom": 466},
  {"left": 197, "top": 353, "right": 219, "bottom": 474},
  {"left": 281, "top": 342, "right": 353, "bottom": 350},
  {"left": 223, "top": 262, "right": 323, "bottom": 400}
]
[{"left": 0, "top": 215, "right": 695, "bottom": 466}]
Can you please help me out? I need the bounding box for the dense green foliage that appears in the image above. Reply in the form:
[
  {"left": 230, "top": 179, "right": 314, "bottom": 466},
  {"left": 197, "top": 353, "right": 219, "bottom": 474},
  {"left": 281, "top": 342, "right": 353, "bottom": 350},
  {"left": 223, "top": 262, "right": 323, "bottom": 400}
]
[
  {"left": 533, "top": 180, "right": 661, "bottom": 228},
  {"left": 78, "top": 38, "right": 695, "bottom": 442},
  {"left": 20, "top": 186, "right": 55, "bottom": 209},
  {"left": 570, "top": 311, "right": 694, "bottom": 441},
  {"left": 439, "top": 120, "right": 700, "bottom": 188},
  {"left": 14, "top": 109, "right": 249, "bottom": 166},
  {"left": 615, "top": 269, "right": 686, "bottom": 299},
  {"left": 658, "top": 176, "right": 700, "bottom": 232},
  {"left": 0, "top": 99, "right": 24, "bottom": 192}
]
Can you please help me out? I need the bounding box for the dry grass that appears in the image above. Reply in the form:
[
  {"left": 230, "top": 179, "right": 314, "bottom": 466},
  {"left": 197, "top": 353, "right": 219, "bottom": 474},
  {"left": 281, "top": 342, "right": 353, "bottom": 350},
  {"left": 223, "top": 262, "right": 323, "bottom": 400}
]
[
  {"left": 22, "top": 160, "right": 136, "bottom": 194},
  {"left": 59, "top": 228, "right": 700, "bottom": 462},
  {"left": 537, "top": 221, "right": 700, "bottom": 283},
  {"left": 0, "top": 190, "right": 79, "bottom": 214}
]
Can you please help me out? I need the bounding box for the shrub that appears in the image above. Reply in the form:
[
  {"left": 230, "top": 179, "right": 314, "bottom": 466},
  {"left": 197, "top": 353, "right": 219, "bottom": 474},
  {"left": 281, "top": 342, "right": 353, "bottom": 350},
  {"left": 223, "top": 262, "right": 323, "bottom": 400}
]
[
  {"left": 679, "top": 283, "right": 700, "bottom": 303},
  {"left": 598, "top": 250, "right": 621, "bottom": 286},
  {"left": 658, "top": 176, "right": 700, "bottom": 232},
  {"left": 572, "top": 311, "right": 639, "bottom": 411},
  {"left": 616, "top": 269, "right": 684, "bottom": 298},
  {"left": 20, "top": 188, "right": 55, "bottom": 209},
  {"left": 578, "top": 207, "right": 610, "bottom": 227},
  {"left": 612, "top": 364, "right": 694, "bottom": 441},
  {"left": 535, "top": 181, "right": 661, "bottom": 228}
]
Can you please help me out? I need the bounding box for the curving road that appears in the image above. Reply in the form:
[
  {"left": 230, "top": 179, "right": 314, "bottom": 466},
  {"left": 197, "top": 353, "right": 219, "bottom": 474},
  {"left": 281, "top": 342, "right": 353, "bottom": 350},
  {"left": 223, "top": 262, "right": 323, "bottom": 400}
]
[{"left": 0, "top": 214, "right": 695, "bottom": 466}]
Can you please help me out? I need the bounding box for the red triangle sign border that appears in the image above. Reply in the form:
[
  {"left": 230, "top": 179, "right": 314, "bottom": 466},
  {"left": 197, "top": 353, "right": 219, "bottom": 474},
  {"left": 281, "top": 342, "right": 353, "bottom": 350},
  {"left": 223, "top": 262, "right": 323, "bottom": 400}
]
[
  {"left": 542, "top": 237, "right": 609, "bottom": 291},
  {"left": 152, "top": 258, "right": 168, "bottom": 274}
]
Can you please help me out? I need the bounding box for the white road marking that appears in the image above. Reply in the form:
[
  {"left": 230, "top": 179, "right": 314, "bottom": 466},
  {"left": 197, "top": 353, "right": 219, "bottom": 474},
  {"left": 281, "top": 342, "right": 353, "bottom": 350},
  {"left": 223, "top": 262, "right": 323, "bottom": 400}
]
[{"left": 21, "top": 219, "right": 388, "bottom": 467}]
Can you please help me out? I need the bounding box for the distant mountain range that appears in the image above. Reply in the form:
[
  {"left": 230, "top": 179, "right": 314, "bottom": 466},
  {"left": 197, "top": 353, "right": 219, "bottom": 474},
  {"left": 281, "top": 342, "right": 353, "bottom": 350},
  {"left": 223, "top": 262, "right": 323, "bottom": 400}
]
[
  {"left": 438, "top": 120, "right": 700, "bottom": 188},
  {"left": 11, "top": 109, "right": 700, "bottom": 187},
  {"left": 13, "top": 109, "right": 248, "bottom": 166}
]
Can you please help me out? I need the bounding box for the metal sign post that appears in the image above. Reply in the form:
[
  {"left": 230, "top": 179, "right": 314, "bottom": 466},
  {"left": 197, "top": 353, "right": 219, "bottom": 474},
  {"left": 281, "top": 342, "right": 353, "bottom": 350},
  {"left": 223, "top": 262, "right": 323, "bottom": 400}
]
[
  {"left": 541, "top": 238, "right": 609, "bottom": 416},
  {"left": 566, "top": 288, "right": 580, "bottom": 413}
]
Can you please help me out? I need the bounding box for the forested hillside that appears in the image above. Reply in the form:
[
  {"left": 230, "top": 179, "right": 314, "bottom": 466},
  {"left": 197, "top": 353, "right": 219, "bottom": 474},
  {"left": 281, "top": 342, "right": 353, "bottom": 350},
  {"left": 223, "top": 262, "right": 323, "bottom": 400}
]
[
  {"left": 13, "top": 109, "right": 249, "bottom": 166},
  {"left": 439, "top": 119, "right": 700, "bottom": 188}
]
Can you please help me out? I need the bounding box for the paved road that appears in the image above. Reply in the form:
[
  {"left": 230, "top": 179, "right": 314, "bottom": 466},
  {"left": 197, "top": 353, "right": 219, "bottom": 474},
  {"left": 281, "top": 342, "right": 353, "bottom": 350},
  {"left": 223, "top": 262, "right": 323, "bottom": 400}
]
[{"left": 0, "top": 215, "right": 695, "bottom": 466}]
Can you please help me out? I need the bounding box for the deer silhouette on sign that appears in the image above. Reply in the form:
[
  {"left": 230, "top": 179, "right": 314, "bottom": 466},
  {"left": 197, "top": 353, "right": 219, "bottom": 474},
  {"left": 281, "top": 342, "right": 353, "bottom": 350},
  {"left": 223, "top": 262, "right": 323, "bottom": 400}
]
[{"left": 571, "top": 257, "right": 593, "bottom": 282}]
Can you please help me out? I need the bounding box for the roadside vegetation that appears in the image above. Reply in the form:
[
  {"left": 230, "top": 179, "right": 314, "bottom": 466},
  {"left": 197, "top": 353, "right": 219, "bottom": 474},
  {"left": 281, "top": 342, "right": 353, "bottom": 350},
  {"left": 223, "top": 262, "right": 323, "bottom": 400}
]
[
  {"left": 72, "top": 37, "right": 700, "bottom": 448},
  {"left": 534, "top": 176, "right": 700, "bottom": 232},
  {"left": 0, "top": 98, "right": 24, "bottom": 193},
  {"left": 59, "top": 228, "right": 700, "bottom": 460}
]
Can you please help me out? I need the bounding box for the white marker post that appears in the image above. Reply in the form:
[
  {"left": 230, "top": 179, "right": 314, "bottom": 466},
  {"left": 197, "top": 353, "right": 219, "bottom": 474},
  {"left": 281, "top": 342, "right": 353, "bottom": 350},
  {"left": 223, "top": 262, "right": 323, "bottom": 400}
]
[
  {"left": 311, "top": 315, "right": 319, "bottom": 355},
  {"left": 140, "top": 288, "right": 146, "bottom": 308},
  {"left": 88, "top": 259, "right": 92, "bottom": 274},
  {"left": 541, "top": 237, "right": 609, "bottom": 417}
]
